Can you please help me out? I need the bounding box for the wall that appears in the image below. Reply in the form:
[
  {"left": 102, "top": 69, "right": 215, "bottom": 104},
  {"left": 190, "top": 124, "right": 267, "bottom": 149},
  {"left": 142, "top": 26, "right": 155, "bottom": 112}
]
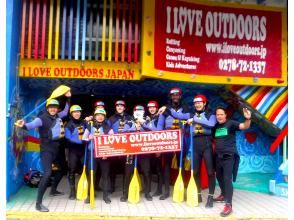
[{"left": 6, "top": 0, "right": 23, "bottom": 200}]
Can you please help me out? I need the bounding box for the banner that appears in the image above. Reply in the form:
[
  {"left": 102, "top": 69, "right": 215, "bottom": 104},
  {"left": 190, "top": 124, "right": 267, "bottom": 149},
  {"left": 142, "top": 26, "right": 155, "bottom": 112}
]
[
  {"left": 93, "top": 129, "right": 181, "bottom": 158},
  {"left": 19, "top": 59, "right": 141, "bottom": 80},
  {"left": 141, "top": 0, "right": 287, "bottom": 86}
]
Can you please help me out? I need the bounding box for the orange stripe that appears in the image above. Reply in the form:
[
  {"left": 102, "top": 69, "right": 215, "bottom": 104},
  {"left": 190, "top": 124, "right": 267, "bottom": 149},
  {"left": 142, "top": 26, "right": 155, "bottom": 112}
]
[
  {"left": 27, "top": 0, "right": 33, "bottom": 58},
  {"left": 268, "top": 97, "right": 288, "bottom": 122},
  {"left": 250, "top": 87, "right": 272, "bottom": 108},
  {"left": 20, "top": 0, "right": 27, "bottom": 58}
]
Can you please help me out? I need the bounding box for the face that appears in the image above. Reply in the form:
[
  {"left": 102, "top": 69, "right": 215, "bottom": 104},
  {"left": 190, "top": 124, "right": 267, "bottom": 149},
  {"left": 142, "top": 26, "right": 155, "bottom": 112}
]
[
  {"left": 71, "top": 111, "right": 81, "bottom": 120},
  {"left": 194, "top": 101, "right": 206, "bottom": 111},
  {"left": 47, "top": 106, "right": 58, "bottom": 116},
  {"left": 216, "top": 109, "right": 227, "bottom": 124},
  {"left": 95, "top": 114, "right": 105, "bottom": 123},
  {"left": 116, "top": 104, "right": 125, "bottom": 114},
  {"left": 148, "top": 107, "right": 157, "bottom": 115},
  {"left": 171, "top": 93, "right": 181, "bottom": 104}
]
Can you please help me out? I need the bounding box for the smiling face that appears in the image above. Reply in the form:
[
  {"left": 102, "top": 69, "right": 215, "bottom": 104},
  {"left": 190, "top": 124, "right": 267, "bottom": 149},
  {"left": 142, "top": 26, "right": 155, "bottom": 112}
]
[
  {"left": 116, "top": 104, "right": 125, "bottom": 114},
  {"left": 71, "top": 111, "right": 81, "bottom": 120},
  {"left": 148, "top": 107, "right": 157, "bottom": 115},
  {"left": 95, "top": 113, "right": 105, "bottom": 123},
  {"left": 47, "top": 106, "right": 59, "bottom": 116},
  {"left": 171, "top": 93, "right": 181, "bottom": 104},
  {"left": 194, "top": 101, "right": 206, "bottom": 112},
  {"left": 216, "top": 108, "right": 227, "bottom": 124}
]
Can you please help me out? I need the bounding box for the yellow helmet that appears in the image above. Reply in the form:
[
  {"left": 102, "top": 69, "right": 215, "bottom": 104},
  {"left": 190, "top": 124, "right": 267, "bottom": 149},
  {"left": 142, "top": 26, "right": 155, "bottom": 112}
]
[
  {"left": 46, "top": 99, "right": 59, "bottom": 107},
  {"left": 70, "top": 105, "right": 82, "bottom": 114},
  {"left": 94, "top": 109, "right": 106, "bottom": 116}
]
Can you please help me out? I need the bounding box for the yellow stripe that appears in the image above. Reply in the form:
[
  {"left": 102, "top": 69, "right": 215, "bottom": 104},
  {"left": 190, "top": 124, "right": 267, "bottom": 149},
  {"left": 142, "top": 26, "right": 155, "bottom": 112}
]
[
  {"left": 108, "top": 0, "right": 113, "bottom": 61},
  {"left": 265, "top": 91, "right": 287, "bottom": 118},
  {"left": 54, "top": 0, "right": 61, "bottom": 59},
  {"left": 48, "top": 0, "right": 54, "bottom": 59},
  {"left": 26, "top": 142, "right": 40, "bottom": 152},
  {"left": 101, "top": 0, "right": 107, "bottom": 61},
  {"left": 246, "top": 87, "right": 264, "bottom": 104}
]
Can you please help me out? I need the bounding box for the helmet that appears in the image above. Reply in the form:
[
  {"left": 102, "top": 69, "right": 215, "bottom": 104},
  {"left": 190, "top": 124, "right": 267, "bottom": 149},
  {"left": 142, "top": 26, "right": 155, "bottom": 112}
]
[
  {"left": 115, "top": 100, "right": 126, "bottom": 106},
  {"left": 133, "top": 105, "right": 145, "bottom": 111},
  {"left": 24, "top": 169, "right": 42, "bottom": 187},
  {"left": 94, "top": 100, "right": 105, "bottom": 108},
  {"left": 193, "top": 94, "right": 207, "bottom": 103},
  {"left": 169, "top": 87, "right": 182, "bottom": 95},
  {"left": 94, "top": 109, "right": 107, "bottom": 116},
  {"left": 46, "top": 99, "right": 59, "bottom": 107},
  {"left": 70, "top": 105, "right": 82, "bottom": 113},
  {"left": 147, "top": 101, "right": 158, "bottom": 108}
]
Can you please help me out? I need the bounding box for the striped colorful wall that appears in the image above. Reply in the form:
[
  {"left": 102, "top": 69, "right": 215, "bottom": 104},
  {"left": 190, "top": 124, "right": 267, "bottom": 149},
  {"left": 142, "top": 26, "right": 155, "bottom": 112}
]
[
  {"left": 231, "top": 85, "right": 288, "bottom": 130},
  {"left": 20, "top": 0, "right": 141, "bottom": 62}
]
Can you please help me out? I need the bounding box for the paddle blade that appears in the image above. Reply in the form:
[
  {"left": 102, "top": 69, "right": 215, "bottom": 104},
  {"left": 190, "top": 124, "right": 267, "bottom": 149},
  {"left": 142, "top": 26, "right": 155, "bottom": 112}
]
[
  {"left": 187, "top": 172, "right": 199, "bottom": 207},
  {"left": 135, "top": 170, "right": 142, "bottom": 192},
  {"left": 76, "top": 166, "right": 88, "bottom": 200},
  {"left": 171, "top": 153, "right": 178, "bottom": 169},
  {"left": 90, "top": 170, "right": 95, "bottom": 208},
  {"left": 128, "top": 169, "right": 140, "bottom": 204},
  {"left": 49, "top": 85, "right": 70, "bottom": 99},
  {"left": 173, "top": 169, "right": 185, "bottom": 203}
]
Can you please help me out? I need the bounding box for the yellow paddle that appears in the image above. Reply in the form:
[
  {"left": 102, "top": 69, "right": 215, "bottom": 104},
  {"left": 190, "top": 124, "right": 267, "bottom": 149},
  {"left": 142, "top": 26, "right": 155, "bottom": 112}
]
[
  {"left": 76, "top": 144, "right": 88, "bottom": 200},
  {"left": 128, "top": 156, "right": 140, "bottom": 204},
  {"left": 187, "top": 124, "right": 199, "bottom": 207},
  {"left": 14, "top": 85, "right": 70, "bottom": 126},
  {"left": 172, "top": 126, "right": 185, "bottom": 203}
]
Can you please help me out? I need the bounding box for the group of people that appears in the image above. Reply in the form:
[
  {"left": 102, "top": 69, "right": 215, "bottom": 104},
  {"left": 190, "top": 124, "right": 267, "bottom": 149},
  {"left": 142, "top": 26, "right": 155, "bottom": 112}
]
[{"left": 16, "top": 87, "right": 252, "bottom": 217}]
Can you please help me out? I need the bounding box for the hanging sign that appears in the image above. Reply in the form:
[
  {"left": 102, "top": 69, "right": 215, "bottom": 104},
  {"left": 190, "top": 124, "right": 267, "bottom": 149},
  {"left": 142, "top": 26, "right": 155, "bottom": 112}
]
[
  {"left": 19, "top": 59, "right": 141, "bottom": 80},
  {"left": 93, "top": 129, "right": 181, "bottom": 158},
  {"left": 141, "top": 0, "right": 287, "bottom": 86}
]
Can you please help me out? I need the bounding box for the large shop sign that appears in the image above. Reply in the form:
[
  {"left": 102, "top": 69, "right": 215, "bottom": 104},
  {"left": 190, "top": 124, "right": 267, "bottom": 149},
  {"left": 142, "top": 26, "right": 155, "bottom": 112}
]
[
  {"left": 93, "top": 129, "right": 181, "bottom": 158},
  {"left": 141, "top": 0, "right": 287, "bottom": 86},
  {"left": 19, "top": 59, "right": 141, "bottom": 80}
]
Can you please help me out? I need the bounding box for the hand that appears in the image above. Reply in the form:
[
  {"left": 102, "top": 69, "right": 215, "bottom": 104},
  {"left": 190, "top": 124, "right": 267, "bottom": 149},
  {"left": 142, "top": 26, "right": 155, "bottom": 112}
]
[
  {"left": 102, "top": 157, "right": 107, "bottom": 160},
  {"left": 157, "top": 106, "right": 166, "bottom": 115},
  {"left": 135, "top": 123, "right": 141, "bottom": 130},
  {"left": 155, "top": 153, "right": 161, "bottom": 157},
  {"left": 145, "top": 116, "right": 151, "bottom": 121},
  {"left": 243, "top": 108, "right": 251, "bottom": 120},
  {"left": 15, "top": 119, "right": 25, "bottom": 127},
  {"left": 65, "top": 91, "right": 71, "bottom": 97},
  {"left": 89, "top": 134, "right": 94, "bottom": 140},
  {"left": 186, "top": 118, "right": 193, "bottom": 125},
  {"left": 85, "top": 116, "right": 93, "bottom": 122}
]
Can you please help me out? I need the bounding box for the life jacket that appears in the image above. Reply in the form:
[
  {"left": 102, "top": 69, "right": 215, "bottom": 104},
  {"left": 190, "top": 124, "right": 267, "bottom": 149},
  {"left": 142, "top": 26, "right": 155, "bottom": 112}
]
[
  {"left": 49, "top": 118, "right": 65, "bottom": 140},
  {"left": 193, "top": 111, "right": 213, "bottom": 136},
  {"left": 108, "top": 113, "right": 133, "bottom": 133}
]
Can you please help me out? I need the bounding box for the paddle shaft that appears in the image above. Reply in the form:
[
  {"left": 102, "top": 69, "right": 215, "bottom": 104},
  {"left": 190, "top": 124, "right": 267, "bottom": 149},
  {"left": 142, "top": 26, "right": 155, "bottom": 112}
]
[
  {"left": 190, "top": 125, "right": 194, "bottom": 170},
  {"left": 23, "top": 100, "right": 47, "bottom": 120},
  {"left": 179, "top": 125, "right": 185, "bottom": 168}
]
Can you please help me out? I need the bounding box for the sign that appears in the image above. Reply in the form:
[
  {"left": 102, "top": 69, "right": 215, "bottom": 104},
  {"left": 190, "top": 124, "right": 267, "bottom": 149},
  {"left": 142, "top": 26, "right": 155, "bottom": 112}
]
[
  {"left": 93, "top": 129, "right": 182, "bottom": 158},
  {"left": 141, "top": 0, "right": 287, "bottom": 86},
  {"left": 19, "top": 59, "right": 141, "bottom": 80}
]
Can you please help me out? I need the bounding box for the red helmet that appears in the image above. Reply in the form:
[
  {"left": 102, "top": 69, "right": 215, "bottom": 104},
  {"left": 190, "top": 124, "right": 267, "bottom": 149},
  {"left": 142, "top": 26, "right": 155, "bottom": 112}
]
[
  {"left": 115, "top": 100, "right": 126, "bottom": 106},
  {"left": 193, "top": 94, "right": 207, "bottom": 103},
  {"left": 169, "top": 87, "right": 182, "bottom": 95},
  {"left": 94, "top": 100, "right": 105, "bottom": 108},
  {"left": 133, "top": 105, "right": 145, "bottom": 111},
  {"left": 147, "top": 101, "right": 158, "bottom": 108}
]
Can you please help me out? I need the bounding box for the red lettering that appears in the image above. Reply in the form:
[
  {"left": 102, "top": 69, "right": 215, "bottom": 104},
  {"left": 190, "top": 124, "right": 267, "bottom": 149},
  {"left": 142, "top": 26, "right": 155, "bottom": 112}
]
[
  {"left": 86, "top": 69, "right": 92, "bottom": 77},
  {"left": 54, "top": 68, "right": 60, "bottom": 76},
  {"left": 99, "top": 69, "right": 104, "bottom": 78},
  {"left": 92, "top": 69, "right": 98, "bottom": 78}
]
